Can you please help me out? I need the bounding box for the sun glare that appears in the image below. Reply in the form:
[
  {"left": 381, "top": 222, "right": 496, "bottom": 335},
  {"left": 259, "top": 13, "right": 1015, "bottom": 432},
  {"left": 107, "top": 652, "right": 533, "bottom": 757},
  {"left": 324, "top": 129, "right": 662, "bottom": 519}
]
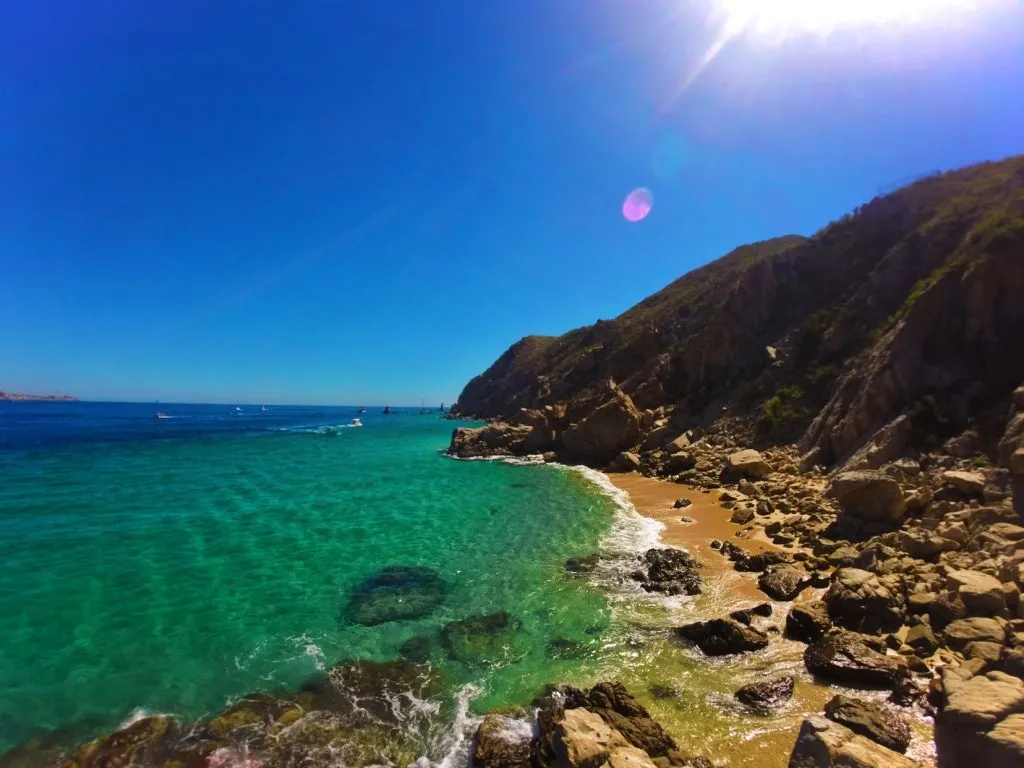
[{"left": 719, "top": 0, "right": 980, "bottom": 37}]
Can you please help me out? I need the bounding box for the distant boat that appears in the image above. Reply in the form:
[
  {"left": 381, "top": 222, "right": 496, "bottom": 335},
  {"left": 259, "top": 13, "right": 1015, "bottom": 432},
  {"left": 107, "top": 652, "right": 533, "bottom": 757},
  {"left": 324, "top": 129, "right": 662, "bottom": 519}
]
[
  {"left": 383, "top": 406, "right": 392, "bottom": 415},
  {"left": 350, "top": 418, "right": 363, "bottom": 427},
  {"left": 357, "top": 406, "right": 366, "bottom": 414},
  {"left": 155, "top": 412, "right": 169, "bottom": 420},
  {"left": 234, "top": 406, "right": 242, "bottom": 412},
  {"left": 260, "top": 405, "right": 267, "bottom": 412}
]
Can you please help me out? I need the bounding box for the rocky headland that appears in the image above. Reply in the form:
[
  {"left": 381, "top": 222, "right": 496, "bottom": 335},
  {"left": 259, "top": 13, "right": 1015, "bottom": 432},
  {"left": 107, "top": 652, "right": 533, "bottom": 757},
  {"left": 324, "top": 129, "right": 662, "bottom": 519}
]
[{"left": 446, "top": 156, "right": 1024, "bottom": 767}]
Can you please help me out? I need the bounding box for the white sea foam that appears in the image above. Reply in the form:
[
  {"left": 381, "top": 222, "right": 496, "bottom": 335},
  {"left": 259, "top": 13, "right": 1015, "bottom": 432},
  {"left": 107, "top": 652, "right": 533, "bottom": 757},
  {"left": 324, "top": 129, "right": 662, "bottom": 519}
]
[{"left": 419, "top": 683, "right": 485, "bottom": 768}]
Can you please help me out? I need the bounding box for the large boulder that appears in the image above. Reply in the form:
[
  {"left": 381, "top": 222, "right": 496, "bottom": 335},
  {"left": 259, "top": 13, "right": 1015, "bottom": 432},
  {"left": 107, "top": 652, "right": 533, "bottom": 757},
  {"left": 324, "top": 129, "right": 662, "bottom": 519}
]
[
  {"left": 560, "top": 394, "right": 642, "bottom": 467},
  {"left": 448, "top": 423, "right": 544, "bottom": 458},
  {"left": 727, "top": 449, "right": 773, "bottom": 478},
  {"left": 735, "top": 677, "right": 795, "bottom": 710},
  {"left": 824, "top": 568, "right": 905, "bottom": 634},
  {"left": 786, "top": 601, "right": 833, "bottom": 643},
  {"left": 582, "top": 682, "right": 677, "bottom": 758},
  {"left": 828, "top": 471, "right": 906, "bottom": 522},
  {"left": 758, "top": 564, "right": 809, "bottom": 601},
  {"left": 804, "top": 630, "right": 908, "bottom": 688},
  {"left": 946, "top": 569, "right": 1006, "bottom": 615},
  {"left": 473, "top": 714, "right": 535, "bottom": 768},
  {"left": 788, "top": 716, "right": 921, "bottom": 768},
  {"left": 823, "top": 695, "right": 912, "bottom": 753},
  {"left": 937, "top": 671, "right": 1024, "bottom": 767},
  {"left": 943, "top": 617, "right": 1007, "bottom": 651},
  {"left": 675, "top": 618, "right": 769, "bottom": 656}
]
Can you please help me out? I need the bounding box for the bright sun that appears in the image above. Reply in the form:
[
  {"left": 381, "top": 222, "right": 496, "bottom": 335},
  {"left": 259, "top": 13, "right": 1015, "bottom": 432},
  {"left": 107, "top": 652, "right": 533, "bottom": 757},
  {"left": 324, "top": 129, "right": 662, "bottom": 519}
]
[{"left": 718, "top": 0, "right": 979, "bottom": 36}]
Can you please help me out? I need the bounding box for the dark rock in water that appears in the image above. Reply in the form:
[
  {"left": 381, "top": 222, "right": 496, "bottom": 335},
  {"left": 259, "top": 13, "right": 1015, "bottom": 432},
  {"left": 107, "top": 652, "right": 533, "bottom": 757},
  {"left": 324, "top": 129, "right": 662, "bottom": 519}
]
[
  {"left": 472, "top": 713, "right": 535, "bottom": 768},
  {"left": 441, "top": 611, "right": 524, "bottom": 665},
  {"left": 823, "top": 694, "right": 912, "bottom": 753},
  {"left": 565, "top": 554, "right": 600, "bottom": 574},
  {"left": 804, "top": 630, "right": 908, "bottom": 688},
  {"left": 785, "top": 601, "right": 832, "bottom": 643},
  {"left": 730, "top": 603, "right": 772, "bottom": 625},
  {"left": 735, "top": 677, "right": 795, "bottom": 710},
  {"left": 398, "top": 634, "right": 437, "bottom": 663},
  {"left": 647, "top": 683, "right": 681, "bottom": 700},
  {"left": 673, "top": 498, "right": 692, "bottom": 509},
  {"left": 547, "top": 637, "right": 593, "bottom": 660},
  {"left": 633, "top": 548, "right": 702, "bottom": 596},
  {"left": 344, "top": 565, "right": 446, "bottom": 626},
  {"left": 757, "top": 564, "right": 808, "bottom": 601},
  {"left": 675, "top": 618, "right": 769, "bottom": 656}
]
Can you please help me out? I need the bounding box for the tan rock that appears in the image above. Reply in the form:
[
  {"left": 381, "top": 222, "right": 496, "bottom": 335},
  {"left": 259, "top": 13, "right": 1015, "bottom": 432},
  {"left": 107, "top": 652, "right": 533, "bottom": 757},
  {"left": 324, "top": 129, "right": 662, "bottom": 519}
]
[
  {"left": 828, "top": 471, "right": 906, "bottom": 522},
  {"left": 605, "top": 745, "right": 659, "bottom": 768},
  {"left": 988, "top": 713, "right": 1024, "bottom": 763},
  {"left": 943, "top": 617, "right": 1006, "bottom": 651},
  {"left": 947, "top": 569, "right": 1006, "bottom": 614},
  {"left": 1012, "top": 448, "right": 1024, "bottom": 475},
  {"left": 943, "top": 470, "right": 986, "bottom": 496},
  {"left": 941, "top": 671, "right": 1024, "bottom": 730},
  {"left": 554, "top": 708, "right": 627, "bottom": 768},
  {"left": 727, "top": 449, "right": 773, "bottom": 478},
  {"left": 788, "top": 715, "right": 922, "bottom": 768}
]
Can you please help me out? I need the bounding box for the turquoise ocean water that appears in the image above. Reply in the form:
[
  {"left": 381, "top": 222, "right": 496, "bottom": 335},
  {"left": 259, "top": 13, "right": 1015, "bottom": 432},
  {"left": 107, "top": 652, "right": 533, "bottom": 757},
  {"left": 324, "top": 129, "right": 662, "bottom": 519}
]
[{"left": 0, "top": 402, "right": 640, "bottom": 755}]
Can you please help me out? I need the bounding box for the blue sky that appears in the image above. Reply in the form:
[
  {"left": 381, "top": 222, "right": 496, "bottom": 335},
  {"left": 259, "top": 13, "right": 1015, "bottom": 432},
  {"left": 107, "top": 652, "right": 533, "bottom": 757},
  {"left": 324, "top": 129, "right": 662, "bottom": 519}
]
[{"left": 2, "top": 0, "right": 1023, "bottom": 405}]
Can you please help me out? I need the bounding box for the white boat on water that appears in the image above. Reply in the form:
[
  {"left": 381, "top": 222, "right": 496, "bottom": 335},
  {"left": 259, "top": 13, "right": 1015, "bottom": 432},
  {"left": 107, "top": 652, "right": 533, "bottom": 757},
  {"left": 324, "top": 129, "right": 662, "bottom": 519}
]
[
  {"left": 155, "top": 412, "right": 169, "bottom": 420},
  {"left": 350, "top": 418, "right": 363, "bottom": 427}
]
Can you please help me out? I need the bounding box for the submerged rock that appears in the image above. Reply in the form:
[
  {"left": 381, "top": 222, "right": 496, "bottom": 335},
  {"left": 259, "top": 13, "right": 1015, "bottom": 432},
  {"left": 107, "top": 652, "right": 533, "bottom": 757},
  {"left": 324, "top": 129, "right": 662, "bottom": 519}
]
[
  {"left": 804, "top": 630, "right": 908, "bottom": 688},
  {"left": 565, "top": 554, "right": 600, "bottom": 574},
  {"left": 675, "top": 618, "right": 769, "bottom": 656},
  {"left": 62, "top": 716, "right": 179, "bottom": 768},
  {"left": 344, "top": 565, "right": 446, "bottom": 626},
  {"left": 441, "top": 611, "right": 525, "bottom": 665},
  {"left": 823, "top": 694, "right": 911, "bottom": 753},
  {"left": 734, "top": 677, "right": 795, "bottom": 711}
]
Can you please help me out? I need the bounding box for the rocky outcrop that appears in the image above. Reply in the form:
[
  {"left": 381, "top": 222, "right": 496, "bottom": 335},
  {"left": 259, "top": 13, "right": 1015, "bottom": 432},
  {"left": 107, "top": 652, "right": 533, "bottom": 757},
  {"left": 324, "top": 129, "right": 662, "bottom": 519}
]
[
  {"left": 788, "top": 715, "right": 921, "bottom": 768},
  {"left": 786, "top": 601, "right": 832, "bottom": 643},
  {"left": 675, "top": 617, "right": 769, "bottom": 656},
  {"left": 559, "top": 389, "right": 642, "bottom": 466}
]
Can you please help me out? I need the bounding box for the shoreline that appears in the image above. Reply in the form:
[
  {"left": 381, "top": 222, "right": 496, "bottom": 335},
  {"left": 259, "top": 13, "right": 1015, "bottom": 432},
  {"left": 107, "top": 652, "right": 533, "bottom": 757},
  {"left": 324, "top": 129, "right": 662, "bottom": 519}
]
[{"left": 595, "top": 470, "right": 937, "bottom": 768}]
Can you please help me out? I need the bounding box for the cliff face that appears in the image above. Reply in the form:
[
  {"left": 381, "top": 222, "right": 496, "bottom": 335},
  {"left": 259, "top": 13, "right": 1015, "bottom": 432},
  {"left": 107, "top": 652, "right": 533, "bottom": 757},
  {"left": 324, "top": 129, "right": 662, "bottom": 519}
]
[{"left": 453, "top": 156, "right": 1024, "bottom": 470}]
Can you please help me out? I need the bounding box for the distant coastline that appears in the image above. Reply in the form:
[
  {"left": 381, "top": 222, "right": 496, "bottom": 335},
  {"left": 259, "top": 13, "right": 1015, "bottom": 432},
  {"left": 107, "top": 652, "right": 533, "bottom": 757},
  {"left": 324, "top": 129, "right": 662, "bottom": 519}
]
[{"left": 0, "top": 391, "right": 76, "bottom": 401}]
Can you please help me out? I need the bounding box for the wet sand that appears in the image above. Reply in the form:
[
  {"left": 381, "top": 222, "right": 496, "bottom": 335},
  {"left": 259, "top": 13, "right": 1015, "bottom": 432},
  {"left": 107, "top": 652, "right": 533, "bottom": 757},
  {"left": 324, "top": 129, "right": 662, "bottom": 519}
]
[{"left": 604, "top": 473, "right": 936, "bottom": 767}]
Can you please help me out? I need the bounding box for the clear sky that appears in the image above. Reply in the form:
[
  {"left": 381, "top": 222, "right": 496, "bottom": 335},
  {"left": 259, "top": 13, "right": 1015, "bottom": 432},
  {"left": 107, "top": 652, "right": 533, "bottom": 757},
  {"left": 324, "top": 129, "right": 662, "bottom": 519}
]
[{"left": 2, "top": 1, "right": 1023, "bottom": 405}]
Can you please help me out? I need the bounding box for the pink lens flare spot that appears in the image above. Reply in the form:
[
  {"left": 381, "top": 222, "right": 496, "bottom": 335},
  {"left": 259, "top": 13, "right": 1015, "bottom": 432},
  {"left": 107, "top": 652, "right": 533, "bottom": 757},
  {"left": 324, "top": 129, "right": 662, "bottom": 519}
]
[{"left": 622, "top": 188, "right": 653, "bottom": 222}]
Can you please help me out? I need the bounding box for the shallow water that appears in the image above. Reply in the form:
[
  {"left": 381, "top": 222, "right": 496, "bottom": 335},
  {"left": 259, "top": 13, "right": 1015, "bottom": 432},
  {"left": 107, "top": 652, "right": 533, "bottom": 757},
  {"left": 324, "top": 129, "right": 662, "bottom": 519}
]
[{"left": 0, "top": 403, "right": 617, "bottom": 755}]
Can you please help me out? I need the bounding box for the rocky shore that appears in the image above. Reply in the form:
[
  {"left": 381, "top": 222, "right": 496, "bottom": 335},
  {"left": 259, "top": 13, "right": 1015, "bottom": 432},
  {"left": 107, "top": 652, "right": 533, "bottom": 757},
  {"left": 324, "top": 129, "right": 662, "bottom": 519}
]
[{"left": 443, "top": 379, "right": 1024, "bottom": 767}]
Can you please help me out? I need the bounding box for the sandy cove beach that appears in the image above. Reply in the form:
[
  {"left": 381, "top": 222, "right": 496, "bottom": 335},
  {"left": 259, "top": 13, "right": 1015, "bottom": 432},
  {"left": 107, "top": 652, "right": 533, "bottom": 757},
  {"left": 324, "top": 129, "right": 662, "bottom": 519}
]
[{"left": 604, "top": 472, "right": 936, "bottom": 768}]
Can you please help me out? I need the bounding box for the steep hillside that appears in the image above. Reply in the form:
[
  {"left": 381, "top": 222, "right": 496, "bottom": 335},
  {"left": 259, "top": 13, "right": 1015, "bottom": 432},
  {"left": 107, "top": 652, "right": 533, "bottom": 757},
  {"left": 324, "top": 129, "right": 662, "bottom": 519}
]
[{"left": 453, "top": 155, "right": 1024, "bottom": 470}]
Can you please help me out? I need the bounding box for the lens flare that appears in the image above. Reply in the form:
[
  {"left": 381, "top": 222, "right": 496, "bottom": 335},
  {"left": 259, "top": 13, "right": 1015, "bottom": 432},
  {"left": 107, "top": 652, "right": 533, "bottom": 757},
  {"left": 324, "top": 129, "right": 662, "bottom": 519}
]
[{"left": 622, "top": 188, "right": 653, "bottom": 222}]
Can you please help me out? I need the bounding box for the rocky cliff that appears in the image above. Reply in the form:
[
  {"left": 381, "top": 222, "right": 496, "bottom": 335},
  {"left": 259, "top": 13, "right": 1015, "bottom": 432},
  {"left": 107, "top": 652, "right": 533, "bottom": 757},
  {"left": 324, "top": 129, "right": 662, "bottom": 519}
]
[{"left": 451, "top": 156, "right": 1024, "bottom": 473}]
